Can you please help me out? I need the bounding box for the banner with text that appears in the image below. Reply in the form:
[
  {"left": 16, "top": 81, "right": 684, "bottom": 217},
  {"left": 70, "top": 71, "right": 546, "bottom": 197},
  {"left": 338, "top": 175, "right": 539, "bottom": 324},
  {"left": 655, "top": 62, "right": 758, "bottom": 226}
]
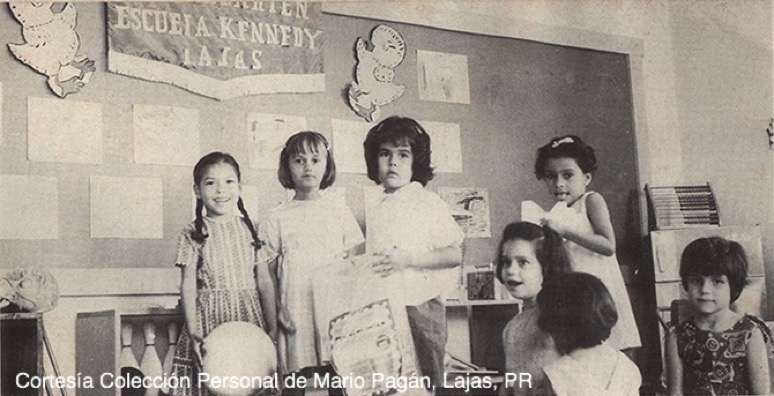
[{"left": 107, "top": 2, "right": 324, "bottom": 100}]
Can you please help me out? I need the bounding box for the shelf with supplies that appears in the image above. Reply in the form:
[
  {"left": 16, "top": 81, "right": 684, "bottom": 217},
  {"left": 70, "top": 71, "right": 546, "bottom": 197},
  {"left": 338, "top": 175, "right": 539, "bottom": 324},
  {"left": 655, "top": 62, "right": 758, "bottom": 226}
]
[
  {"left": 445, "top": 298, "right": 521, "bottom": 307},
  {"left": 75, "top": 307, "right": 183, "bottom": 396},
  {"left": 444, "top": 263, "right": 521, "bottom": 372},
  {"left": 446, "top": 262, "right": 518, "bottom": 307}
]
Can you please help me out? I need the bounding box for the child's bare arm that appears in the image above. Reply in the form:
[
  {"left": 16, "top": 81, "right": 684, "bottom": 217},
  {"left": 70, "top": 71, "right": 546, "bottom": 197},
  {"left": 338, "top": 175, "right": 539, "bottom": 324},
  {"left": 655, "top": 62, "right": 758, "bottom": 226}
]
[
  {"left": 255, "top": 260, "right": 278, "bottom": 341},
  {"left": 560, "top": 192, "right": 616, "bottom": 256},
  {"left": 372, "top": 245, "right": 461, "bottom": 276},
  {"left": 180, "top": 263, "right": 203, "bottom": 363},
  {"left": 267, "top": 257, "right": 295, "bottom": 334},
  {"left": 665, "top": 328, "right": 683, "bottom": 395},
  {"left": 747, "top": 327, "right": 770, "bottom": 395}
]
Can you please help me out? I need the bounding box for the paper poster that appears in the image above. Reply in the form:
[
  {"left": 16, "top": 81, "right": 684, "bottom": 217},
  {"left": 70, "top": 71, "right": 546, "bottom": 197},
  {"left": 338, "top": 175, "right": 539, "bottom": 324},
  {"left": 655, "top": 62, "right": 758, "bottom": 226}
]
[
  {"left": 328, "top": 299, "right": 406, "bottom": 396},
  {"left": 191, "top": 185, "right": 259, "bottom": 222},
  {"left": 90, "top": 176, "right": 163, "bottom": 239},
  {"left": 439, "top": 187, "right": 491, "bottom": 238},
  {"left": 28, "top": 97, "right": 103, "bottom": 164},
  {"left": 0, "top": 175, "right": 58, "bottom": 240},
  {"left": 417, "top": 50, "right": 470, "bottom": 104},
  {"left": 134, "top": 104, "right": 200, "bottom": 166},
  {"left": 331, "top": 119, "right": 369, "bottom": 174},
  {"left": 106, "top": 2, "right": 324, "bottom": 99},
  {"left": 247, "top": 112, "right": 307, "bottom": 170},
  {"left": 419, "top": 121, "right": 463, "bottom": 173}
]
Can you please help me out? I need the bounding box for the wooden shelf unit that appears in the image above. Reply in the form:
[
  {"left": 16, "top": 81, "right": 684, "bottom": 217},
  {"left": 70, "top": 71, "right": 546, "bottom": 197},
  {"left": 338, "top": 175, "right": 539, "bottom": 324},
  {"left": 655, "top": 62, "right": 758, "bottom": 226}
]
[
  {"left": 1, "top": 312, "right": 44, "bottom": 396},
  {"left": 75, "top": 309, "right": 182, "bottom": 396}
]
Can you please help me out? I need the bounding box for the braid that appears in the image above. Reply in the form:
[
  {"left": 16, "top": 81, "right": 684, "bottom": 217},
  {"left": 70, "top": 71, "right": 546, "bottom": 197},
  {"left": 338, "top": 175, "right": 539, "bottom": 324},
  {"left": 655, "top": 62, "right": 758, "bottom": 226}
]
[
  {"left": 192, "top": 198, "right": 208, "bottom": 243},
  {"left": 237, "top": 198, "right": 262, "bottom": 248}
]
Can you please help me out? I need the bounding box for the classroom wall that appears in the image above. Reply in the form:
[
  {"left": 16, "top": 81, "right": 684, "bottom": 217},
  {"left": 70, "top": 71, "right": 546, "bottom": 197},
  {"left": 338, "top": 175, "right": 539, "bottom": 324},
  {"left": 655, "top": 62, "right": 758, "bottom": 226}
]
[
  {"left": 1, "top": 2, "right": 640, "bottom": 272},
  {"left": 2, "top": 0, "right": 771, "bottom": 387},
  {"left": 667, "top": 1, "right": 774, "bottom": 315},
  {"left": 326, "top": 0, "right": 774, "bottom": 314},
  {"left": 1, "top": 2, "right": 642, "bottom": 382}
]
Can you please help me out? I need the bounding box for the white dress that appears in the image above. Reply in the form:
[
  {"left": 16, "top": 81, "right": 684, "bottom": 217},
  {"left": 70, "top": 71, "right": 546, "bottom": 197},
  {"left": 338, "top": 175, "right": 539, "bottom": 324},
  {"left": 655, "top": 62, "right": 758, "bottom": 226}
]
[
  {"left": 258, "top": 196, "right": 364, "bottom": 371},
  {"left": 563, "top": 191, "right": 641, "bottom": 350},
  {"left": 542, "top": 343, "right": 641, "bottom": 396}
]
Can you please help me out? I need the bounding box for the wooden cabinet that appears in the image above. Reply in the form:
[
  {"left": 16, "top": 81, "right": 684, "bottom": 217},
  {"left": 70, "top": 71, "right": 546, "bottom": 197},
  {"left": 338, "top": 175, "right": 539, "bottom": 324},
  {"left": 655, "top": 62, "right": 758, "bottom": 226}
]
[
  {"left": 75, "top": 309, "right": 182, "bottom": 396},
  {"left": 446, "top": 300, "right": 520, "bottom": 372},
  {"left": 1, "top": 313, "right": 44, "bottom": 396}
]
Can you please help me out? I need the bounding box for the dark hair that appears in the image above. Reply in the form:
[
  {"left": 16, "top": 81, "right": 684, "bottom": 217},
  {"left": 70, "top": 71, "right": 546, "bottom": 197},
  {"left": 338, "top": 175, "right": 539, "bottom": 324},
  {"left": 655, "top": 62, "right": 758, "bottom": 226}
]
[
  {"left": 537, "top": 272, "right": 618, "bottom": 355},
  {"left": 495, "top": 222, "right": 571, "bottom": 283},
  {"left": 277, "top": 131, "right": 336, "bottom": 190},
  {"left": 363, "top": 116, "right": 434, "bottom": 186},
  {"left": 679, "top": 237, "right": 749, "bottom": 303},
  {"left": 191, "top": 152, "right": 260, "bottom": 249},
  {"left": 534, "top": 135, "right": 597, "bottom": 180}
]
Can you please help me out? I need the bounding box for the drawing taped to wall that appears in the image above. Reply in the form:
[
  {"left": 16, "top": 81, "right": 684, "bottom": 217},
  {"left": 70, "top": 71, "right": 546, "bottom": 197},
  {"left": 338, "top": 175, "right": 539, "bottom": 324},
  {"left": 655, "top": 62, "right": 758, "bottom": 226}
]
[
  {"left": 417, "top": 50, "right": 470, "bottom": 104},
  {"left": 348, "top": 24, "right": 406, "bottom": 122},
  {"left": 7, "top": 2, "right": 95, "bottom": 98},
  {"left": 247, "top": 112, "right": 308, "bottom": 170},
  {"left": 438, "top": 187, "right": 491, "bottom": 238}
]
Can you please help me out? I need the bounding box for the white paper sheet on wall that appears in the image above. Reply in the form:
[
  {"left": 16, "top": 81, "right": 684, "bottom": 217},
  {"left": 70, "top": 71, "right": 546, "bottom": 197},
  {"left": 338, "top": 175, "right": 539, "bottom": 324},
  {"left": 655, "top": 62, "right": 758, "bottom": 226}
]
[
  {"left": 190, "top": 185, "right": 260, "bottom": 222},
  {"left": 0, "top": 174, "right": 59, "bottom": 240},
  {"left": 90, "top": 176, "right": 163, "bottom": 239},
  {"left": 417, "top": 50, "right": 471, "bottom": 104},
  {"left": 331, "top": 119, "right": 369, "bottom": 174},
  {"left": 247, "top": 112, "right": 307, "bottom": 170},
  {"left": 419, "top": 120, "right": 463, "bottom": 173},
  {"left": 28, "top": 97, "right": 103, "bottom": 164},
  {"left": 134, "top": 104, "right": 201, "bottom": 166},
  {"left": 0, "top": 82, "right": 3, "bottom": 145}
]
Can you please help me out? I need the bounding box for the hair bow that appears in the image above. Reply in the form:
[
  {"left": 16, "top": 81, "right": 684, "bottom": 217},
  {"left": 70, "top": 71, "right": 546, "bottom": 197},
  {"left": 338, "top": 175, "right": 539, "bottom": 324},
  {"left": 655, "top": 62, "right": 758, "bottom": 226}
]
[{"left": 551, "top": 136, "right": 575, "bottom": 148}]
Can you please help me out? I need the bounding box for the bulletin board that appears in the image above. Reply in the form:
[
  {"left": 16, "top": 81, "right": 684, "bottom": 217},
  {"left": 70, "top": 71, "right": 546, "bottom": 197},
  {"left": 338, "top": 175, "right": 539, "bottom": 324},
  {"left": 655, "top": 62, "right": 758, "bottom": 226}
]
[{"left": 0, "top": 5, "right": 641, "bottom": 278}]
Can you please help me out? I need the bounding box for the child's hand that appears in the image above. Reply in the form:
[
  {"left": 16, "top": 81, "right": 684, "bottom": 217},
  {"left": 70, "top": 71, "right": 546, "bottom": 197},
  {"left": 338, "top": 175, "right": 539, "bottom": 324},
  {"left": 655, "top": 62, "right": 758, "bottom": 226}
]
[
  {"left": 350, "top": 254, "right": 380, "bottom": 267},
  {"left": 372, "top": 247, "right": 413, "bottom": 277},
  {"left": 542, "top": 217, "right": 568, "bottom": 236},
  {"left": 542, "top": 201, "right": 573, "bottom": 236},
  {"left": 278, "top": 304, "right": 296, "bottom": 334},
  {"left": 190, "top": 332, "right": 204, "bottom": 366}
]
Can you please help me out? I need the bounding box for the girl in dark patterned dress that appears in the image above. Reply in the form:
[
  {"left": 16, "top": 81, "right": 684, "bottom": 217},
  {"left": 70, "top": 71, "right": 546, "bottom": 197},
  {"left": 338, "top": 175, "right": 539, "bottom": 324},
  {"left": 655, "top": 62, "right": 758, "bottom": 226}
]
[{"left": 666, "top": 236, "right": 771, "bottom": 395}]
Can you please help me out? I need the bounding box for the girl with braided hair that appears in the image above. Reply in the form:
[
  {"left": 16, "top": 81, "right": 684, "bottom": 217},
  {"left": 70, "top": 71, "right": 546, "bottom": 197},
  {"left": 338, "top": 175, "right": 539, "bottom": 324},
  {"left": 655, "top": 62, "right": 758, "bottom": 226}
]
[{"left": 170, "top": 152, "right": 276, "bottom": 396}]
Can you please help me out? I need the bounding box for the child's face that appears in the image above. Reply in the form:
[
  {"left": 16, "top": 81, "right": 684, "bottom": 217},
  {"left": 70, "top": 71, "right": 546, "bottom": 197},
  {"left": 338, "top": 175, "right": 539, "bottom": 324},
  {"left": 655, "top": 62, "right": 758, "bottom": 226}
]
[
  {"left": 288, "top": 145, "right": 327, "bottom": 193},
  {"left": 543, "top": 157, "right": 591, "bottom": 205},
  {"left": 499, "top": 238, "right": 543, "bottom": 301},
  {"left": 685, "top": 274, "right": 732, "bottom": 315},
  {"left": 194, "top": 162, "right": 241, "bottom": 220},
  {"left": 377, "top": 141, "right": 413, "bottom": 193}
]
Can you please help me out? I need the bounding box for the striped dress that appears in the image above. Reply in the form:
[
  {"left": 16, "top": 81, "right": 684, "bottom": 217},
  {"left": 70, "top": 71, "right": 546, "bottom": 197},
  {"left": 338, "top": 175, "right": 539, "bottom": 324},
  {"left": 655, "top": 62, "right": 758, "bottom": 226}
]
[{"left": 170, "top": 215, "right": 266, "bottom": 396}]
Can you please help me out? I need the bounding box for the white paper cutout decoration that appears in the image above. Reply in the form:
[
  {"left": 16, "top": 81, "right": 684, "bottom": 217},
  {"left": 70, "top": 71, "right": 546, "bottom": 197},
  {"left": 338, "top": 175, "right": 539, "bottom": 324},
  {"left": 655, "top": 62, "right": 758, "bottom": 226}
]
[
  {"left": 348, "top": 25, "right": 406, "bottom": 122},
  {"left": 7, "top": 2, "right": 94, "bottom": 98}
]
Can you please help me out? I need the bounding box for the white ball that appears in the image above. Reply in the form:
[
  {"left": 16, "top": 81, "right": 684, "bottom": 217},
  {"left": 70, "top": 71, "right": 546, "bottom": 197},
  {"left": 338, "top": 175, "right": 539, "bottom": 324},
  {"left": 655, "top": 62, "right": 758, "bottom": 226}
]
[{"left": 201, "top": 322, "right": 277, "bottom": 396}]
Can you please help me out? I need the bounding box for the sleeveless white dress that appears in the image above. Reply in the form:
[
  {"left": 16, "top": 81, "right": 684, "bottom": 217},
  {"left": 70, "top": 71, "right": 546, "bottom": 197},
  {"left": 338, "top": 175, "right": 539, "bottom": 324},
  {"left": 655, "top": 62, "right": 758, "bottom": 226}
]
[{"left": 562, "top": 191, "right": 641, "bottom": 350}]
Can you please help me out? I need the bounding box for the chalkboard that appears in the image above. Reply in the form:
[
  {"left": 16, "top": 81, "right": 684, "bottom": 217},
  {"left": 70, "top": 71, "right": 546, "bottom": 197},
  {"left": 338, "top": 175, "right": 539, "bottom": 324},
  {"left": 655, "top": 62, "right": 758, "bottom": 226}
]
[{"left": 0, "top": 5, "right": 640, "bottom": 274}]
